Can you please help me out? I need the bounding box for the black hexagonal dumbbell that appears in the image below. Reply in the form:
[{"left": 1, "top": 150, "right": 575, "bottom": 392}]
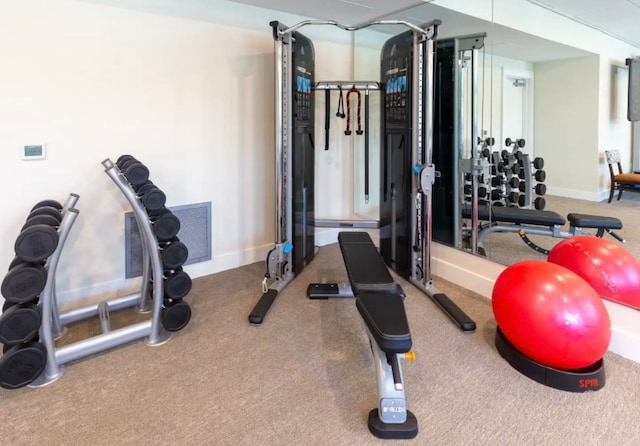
[
  {"left": 0, "top": 301, "right": 42, "bottom": 346},
  {"left": 14, "top": 215, "right": 59, "bottom": 263},
  {"left": 0, "top": 341, "right": 47, "bottom": 389},
  {"left": 1, "top": 262, "right": 47, "bottom": 304}
]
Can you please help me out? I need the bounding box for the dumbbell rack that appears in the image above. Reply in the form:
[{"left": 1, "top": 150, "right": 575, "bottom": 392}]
[{"left": 28, "top": 158, "right": 174, "bottom": 388}]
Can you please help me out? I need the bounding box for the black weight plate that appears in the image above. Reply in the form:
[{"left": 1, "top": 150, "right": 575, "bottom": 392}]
[
  {"left": 1, "top": 264, "right": 47, "bottom": 304},
  {"left": 141, "top": 189, "right": 166, "bottom": 211},
  {"left": 133, "top": 180, "right": 154, "bottom": 193},
  {"left": 164, "top": 271, "right": 192, "bottom": 299},
  {"left": 14, "top": 224, "right": 59, "bottom": 263},
  {"left": 161, "top": 301, "right": 192, "bottom": 332},
  {"left": 0, "top": 342, "right": 47, "bottom": 389},
  {"left": 153, "top": 213, "right": 181, "bottom": 241},
  {"left": 28, "top": 206, "right": 62, "bottom": 224},
  {"left": 116, "top": 154, "right": 135, "bottom": 167},
  {"left": 125, "top": 163, "right": 150, "bottom": 186},
  {"left": 22, "top": 214, "right": 60, "bottom": 231},
  {"left": 31, "top": 200, "right": 62, "bottom": 212},
  {"left": 2, "top": 300, "right": 17, "bottom": 312},
  {"left": 161, "top": 241, "right": 189, "bottom": 269},
  {"left": 0, "top": 303, "right": 42, "bottom": 345}
]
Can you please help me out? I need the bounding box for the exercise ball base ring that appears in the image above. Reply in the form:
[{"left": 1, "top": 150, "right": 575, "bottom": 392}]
[{"left": 495, "top": 327, "right": 606, "bottom": 393}]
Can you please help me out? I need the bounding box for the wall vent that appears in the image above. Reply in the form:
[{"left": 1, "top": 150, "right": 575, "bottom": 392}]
[{"left": 124, "top": 202, "right": 211, "bottom": 278}]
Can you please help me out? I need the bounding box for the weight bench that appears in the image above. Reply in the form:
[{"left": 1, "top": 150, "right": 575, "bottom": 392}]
[
  {"left": 462, "top": 205, "right": 624, "bottom": 255},
  {"left": 307, "top": 232, "right": 417, "bottom": 439}
]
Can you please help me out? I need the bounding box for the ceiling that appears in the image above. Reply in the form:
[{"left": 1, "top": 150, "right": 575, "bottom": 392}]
[{"left": 229, "top": 0, "right": 640, "bottom": 60}]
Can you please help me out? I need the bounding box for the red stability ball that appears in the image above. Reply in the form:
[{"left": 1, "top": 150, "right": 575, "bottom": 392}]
[
  {"left": 492, "top": 260, "right": 611, "bottom": 371},
  {"left": 548, "top": 235, "right": 640, "bottom": 310}
]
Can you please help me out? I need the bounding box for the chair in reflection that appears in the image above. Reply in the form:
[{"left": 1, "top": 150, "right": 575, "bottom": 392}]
[{"left": 605, "top": 150, "right": 640, "bottom": 203}]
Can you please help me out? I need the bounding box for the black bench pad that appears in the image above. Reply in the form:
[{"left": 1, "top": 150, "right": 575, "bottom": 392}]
[
  {"left": 567, "top": 213, "right": 622, "bottom": 230},
  {"left": 338, "top": 232, "right": 396, "bottom": 294},
  {"left": 356, "top": 293, "right": 412, "bottom": 354},
  {"left": 463, "top": 205, "right": 566, "bottom": 226}
]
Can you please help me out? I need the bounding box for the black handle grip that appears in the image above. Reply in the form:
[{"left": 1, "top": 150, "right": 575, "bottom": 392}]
[
  {"left": 431, "top": 293, "right": 476, "bottom": 333},
  {"left": 248, "top": 289, "right": 278, "bottom": 325}
]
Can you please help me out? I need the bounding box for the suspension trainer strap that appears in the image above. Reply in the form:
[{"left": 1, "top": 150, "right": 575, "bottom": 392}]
[{"left": 336, "top": 85, "right": 345, "bottom": 118}]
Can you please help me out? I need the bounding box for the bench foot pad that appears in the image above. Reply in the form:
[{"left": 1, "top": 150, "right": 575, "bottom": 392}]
[{"left": 368, "top": 409, "right": 418, "bottom": 440}]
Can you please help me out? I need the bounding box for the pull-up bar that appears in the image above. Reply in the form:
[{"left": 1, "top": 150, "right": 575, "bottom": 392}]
[{"left": 270, "top": 19, "right": 441, "bottom": 39}]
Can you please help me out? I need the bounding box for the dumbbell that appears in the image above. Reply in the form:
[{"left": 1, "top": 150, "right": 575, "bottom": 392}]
[
  {"left": 31, "top": 200, "right": 62, "bottom": 212},
  {"left": 518, "top": 182, "right": 547, "bottom": 196},
  {"left": 534, "top": 197, "right": 546, "bottom": 210},
  {"left": 162, "top": 267, "right": 193, "bottom": 299},
  {"left": 491, "top": 175, "right": 505, "bottom": 187},
  {"left": 1, "top": 263, "right": 47, "bottom": 304},
  {"left": 534, "top": 170, "right": 546, "bottom": 182},
  {"left": 159, "top": 238, "right": 189, "bottom": 270},
  {"left": 490, "top": 190, "right": 520, "bottom": 203},
  {"left": 0, "top": 302, "right": 42, "bottom": 345},
  {"left": 532, "top": 157, "right": 544, "bottom": 170},
  {"left": 27, "top": 206, "right": 62, "bottom": 224},
  {"left": 135, "top": 181, "right": 166, "bottom": 211},
  {"left": 14, "top": 214, "right": 59, "bottom": 263},
  {"left": 463, "top": 185, "right": 488, "bottom": 198},
  {"left": 149, "top": 207, "right": 181, "bottom": 241},
  {"left": 117, "top": 156, "right": 149, "bottom": 186},
  {"left": 161, "top": 297, "right": 192, "bottom": 332},
  {"left": 507, "top": 177, "right": 520, "bottom": 189},
  {"left": 505, "top": 137, "right": 525, "bottom": 148},
  {"left": 0, "top": 341, "right": 47, "bottom": 389}
]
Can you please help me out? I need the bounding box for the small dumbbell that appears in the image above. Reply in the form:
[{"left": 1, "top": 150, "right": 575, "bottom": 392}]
[
  {"left": 532, "top": 157, "right": 544, "bottom": 169},
  {"left": 505, "top": 137, "right": 525, "bottom": 148},
  {"left": 534, "top": 197, "right": 546, "bottom": 210},
  {"left": 149, "top": 207, "right": 181, "bottom": 241},
  {"left": 163, "top": 267, "right": 193, "bottom": 300},
  {"left": 161, "top": 298, "right": 192, "bottom": 332},
  {"left": 534, "top": 170, "right": 546, "bottom": 182},
  {"left": 159, "top": 238, "right": 189, "bottom": 270}
]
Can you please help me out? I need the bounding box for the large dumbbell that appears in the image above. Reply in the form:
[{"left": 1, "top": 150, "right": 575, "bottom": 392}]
[
  {"left": 159, "top": 238, "right": 189, "bottom": 270},
  {"left": 0, "top": 302, "right": 42, "bottom": 345},
  {"left": 27, "top": 206, "right": 62, "bottom": 225},
  {"left": 161, "top": 298, "right": 192, "bottom": 332},
  {"left": 14, "top": 216, "right": 59, "bottom": 263},
  {"left": 490, "top": 190, "right": 520, "bottom": 204},
  {"left": 163, "top": 267, "right": 193, "bottom": 299},
  {"left": 1, "top": 263, "right": 47, "bottom": 304},
  {"left": 0, "top": 341, "right": 47, "bottom": 389},
  {"left": 463, "top": 185, "right": 488, "bottom": 198},
  {"left": 134, "top": 181, "right": 166, "bottom": 211},
  {"left": 117, "top": 155, "right": 149, "bottom": 186},
  {"left": 149, "top": 207, "right": 181, "bottom": 241}
]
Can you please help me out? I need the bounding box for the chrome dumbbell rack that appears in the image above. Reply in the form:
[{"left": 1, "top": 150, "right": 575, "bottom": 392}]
[{"left": 30, "top": 159, "right": 172, "bottom": 387}]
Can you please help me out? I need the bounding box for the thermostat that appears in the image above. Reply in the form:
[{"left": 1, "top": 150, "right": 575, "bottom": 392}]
[{"left": 23, "top": 143, "right": 46, "bottom": 160}]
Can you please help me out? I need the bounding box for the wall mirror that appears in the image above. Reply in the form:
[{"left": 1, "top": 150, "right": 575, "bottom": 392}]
[{"left": 351, "top": 0, "right": 639, "bottom": 267}]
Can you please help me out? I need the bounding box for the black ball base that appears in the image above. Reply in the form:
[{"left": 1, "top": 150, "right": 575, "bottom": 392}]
[
  {"left": 367, "top": 409, "right": 418, "bottom": 440},
  {"left": 495, "top": 327, "right": 606, "bottom": 392}
]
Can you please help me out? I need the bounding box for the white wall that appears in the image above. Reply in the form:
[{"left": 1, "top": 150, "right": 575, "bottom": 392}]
[
  {"left": 534, "top": 56, "right": 600, "bottom": 199},
  {"left": 0, "top": 0, "right": 354, "bottom": 307}
]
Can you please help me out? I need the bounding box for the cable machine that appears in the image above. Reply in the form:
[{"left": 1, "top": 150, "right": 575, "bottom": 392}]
[{"left": 248, "top": 19, "right": 475, "bottom": 333}]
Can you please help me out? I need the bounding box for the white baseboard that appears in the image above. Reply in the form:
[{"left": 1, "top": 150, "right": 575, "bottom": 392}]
[{"left": 545, "top": 186, "right": 605, "bottom": 202}]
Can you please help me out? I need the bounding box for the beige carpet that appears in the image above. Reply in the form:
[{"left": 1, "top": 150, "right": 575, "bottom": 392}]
[{"left": 2, "top": 243, "right": 640, "bottom": 445}]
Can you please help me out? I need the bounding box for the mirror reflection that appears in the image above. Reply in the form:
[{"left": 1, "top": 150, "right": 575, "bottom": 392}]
[{"left": 353, "top": 0, "right": 640, "bottom": 267}]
